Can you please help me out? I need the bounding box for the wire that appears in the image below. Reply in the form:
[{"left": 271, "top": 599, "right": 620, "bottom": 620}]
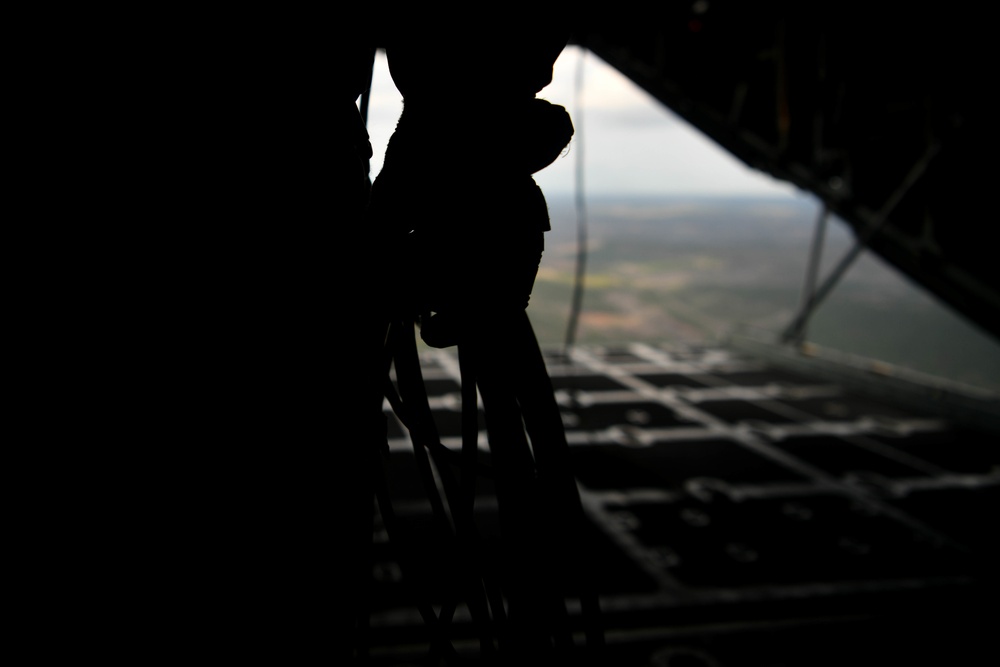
[
  {"left": 780, "top": 140, "right": 941, "bottom": 344},
  {"left": 563, "top": 46, "right": 588, "bottom": 356}
]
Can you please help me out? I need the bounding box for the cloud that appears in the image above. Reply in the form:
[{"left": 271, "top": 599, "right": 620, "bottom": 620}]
[
  {"left": 586, "top": 105, "right": 680, "bottom": 129},
  {"left": 363, "top": 45, "right": 796, "bottom": 199}
]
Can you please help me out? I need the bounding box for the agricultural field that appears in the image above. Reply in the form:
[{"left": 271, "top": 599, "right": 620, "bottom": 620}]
[{"left": 526, "top": 195, "right": 1000, "bottom": 392}]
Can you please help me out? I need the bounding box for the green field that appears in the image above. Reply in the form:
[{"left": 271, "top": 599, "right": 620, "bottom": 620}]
[{"left": 525, "top": 196, "right": 1000, "bottom": 392}]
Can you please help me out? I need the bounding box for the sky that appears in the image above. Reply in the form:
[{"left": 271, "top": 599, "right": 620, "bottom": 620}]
[
  {"left": 364, "top": 45, "right": 801, "bottom": 200},
  {"left": 359, "top": 45, "right": 1000, "bottom": 391}
]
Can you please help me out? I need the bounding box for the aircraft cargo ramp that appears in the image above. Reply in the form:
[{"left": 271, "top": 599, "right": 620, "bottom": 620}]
[{"left": 362, "top": 340, "right": 999, "bottom": 666}]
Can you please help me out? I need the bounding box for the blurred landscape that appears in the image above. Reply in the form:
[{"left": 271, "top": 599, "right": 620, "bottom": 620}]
[{"left": 527, "top": 194, "right": 1000, "bottom": 393}]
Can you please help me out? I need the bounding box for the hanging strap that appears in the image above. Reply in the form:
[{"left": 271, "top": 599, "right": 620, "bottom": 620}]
[{"left": 383, "top": 318, "right": 499, "bottom": 658}]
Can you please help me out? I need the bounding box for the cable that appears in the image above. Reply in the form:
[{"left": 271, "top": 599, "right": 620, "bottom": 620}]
[
  {"left": 563, "top": 46, "right": 588, "bottom": 356},
  {"left": 780, "top": 140, "right": 941, "bottom": 344}
]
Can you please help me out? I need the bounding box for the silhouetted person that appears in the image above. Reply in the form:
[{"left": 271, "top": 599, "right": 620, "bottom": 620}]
[
  {"left": 371, "top": 15, "right": 571, "bottom": 338},
  {"left": 371, "top": 10, "right": 603, "bottom": 663}
]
